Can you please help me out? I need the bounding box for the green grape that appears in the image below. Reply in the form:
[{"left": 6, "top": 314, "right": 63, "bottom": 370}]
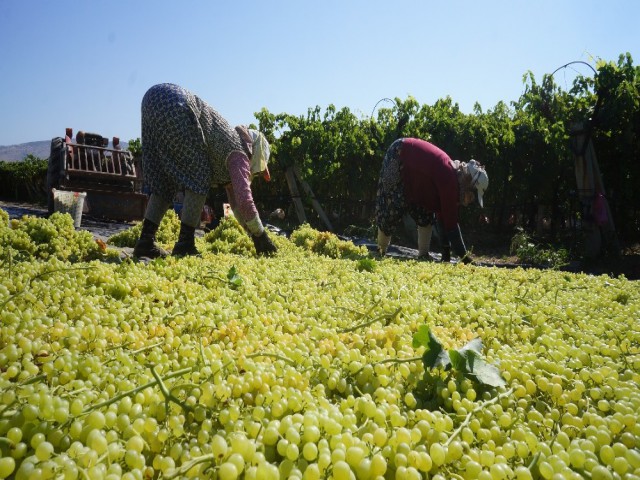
[
  {"left": 370, "top": 452, "right": 387, "bottom": 476},
  {"left": 302, "top": 442, "right": 318, "bottom": 461},
  {"left": 590, "top": 465, "right": 613, "bottom": 480},
  {"left": 211, "top": 435, "right": 228, "bottom": 460},
  {"left": 331, "top": 460, "right": 352, "bottom": 480},
  {"left": 0, "top": 457, "right": 15, "bottom": 479},
  {"left": 599, "top": 445, "right": 615, "bottom": 465},
  {"left": 226, "top": 452, "right": 245, "bottom": 474},
  {"left": 430, "top": 442, "right": 446, "bottom": 466},
  {"left": 218, "top": 461, "right": 239, "bottom": 480}
]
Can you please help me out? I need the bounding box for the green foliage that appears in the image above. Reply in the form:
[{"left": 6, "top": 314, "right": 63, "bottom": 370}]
[
  {"left": 251, "top": 53, "right": 639, "bottom": 242},
  {"left": 0, "top": 155, "right": 48, "bottom": 201},
  {"left": 127, "top": 138, "right": 142, "bottom": 158},
  {"left": 510, "top": 230, "right": 570, "bottom": 268}
]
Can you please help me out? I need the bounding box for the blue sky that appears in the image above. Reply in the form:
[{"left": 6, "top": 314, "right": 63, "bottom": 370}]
[{"left": 0, "top": 0, "right": 637, "bottom": 146}]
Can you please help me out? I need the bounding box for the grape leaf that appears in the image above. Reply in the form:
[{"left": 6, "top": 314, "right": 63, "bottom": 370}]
[
  {"left": 458, "top": 337, "right": 483, "bottom": 356},
  {"left": 415, "top": 327, "right": 450, "bottom": 369},
  {"left": 449, "top": 349, "right": 467, "bottom": 372},
  {"left": 465, "top": 350, "right": 506, "bottom": 387},
  {"left": 226, "top": 265, "right": 243, "bottom": 289},
  {"left": 412, "top": 325, "right": 431, "bottom": 349}
]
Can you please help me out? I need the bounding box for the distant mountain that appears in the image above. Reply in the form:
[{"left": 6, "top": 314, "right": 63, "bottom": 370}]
[
  {"left": 0, "top": 141, "right": 51, "bottom": 162},
  {"left": 0, "top": 139, "right": 130, "bottom": 162}
]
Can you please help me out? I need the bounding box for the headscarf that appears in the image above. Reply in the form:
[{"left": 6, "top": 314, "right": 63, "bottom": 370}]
[
  {"left": 235, "top": 126, "right": 271, "bottom": 181},
  {"left": 466, "top": 159, "right": 488, "bottom": 207},
  {"left": 248, "top": 129, "right": 271, "bottom": 181},
  {"left": 451, "top": 159, "right": 489, "bottom": 207}
]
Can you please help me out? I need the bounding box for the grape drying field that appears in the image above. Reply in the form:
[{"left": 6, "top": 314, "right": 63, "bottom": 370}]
[{"left": 0, "top": 209, "right": 639, "bottom": 480}]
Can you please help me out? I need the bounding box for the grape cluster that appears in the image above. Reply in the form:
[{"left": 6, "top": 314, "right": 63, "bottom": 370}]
[
  {"left": 1, "top": 210, "right": 119, "bottom": 263},
  {"left": 290, "top": 223, "right": 368, "bottom": 259},
  {"left": 0, "top": 215, "right": 638, "bottom": 480},
  {"left": 107, "top": 210, "right": 181, "bottom": 248}
]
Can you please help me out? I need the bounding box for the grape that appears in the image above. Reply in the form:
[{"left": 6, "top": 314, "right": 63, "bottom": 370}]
[
  {"left": 430, "top": 442, "right": 446, "bottom": 466},
  {"left": 218, "top": 461, "right": 239, "bottom": 480},
  {"left": 331, "top": 460, "right": 352, "bottom": 480},
  {"left": 0, "top": 458, "right": 15, "bottom": 479},
  {"left": 1, "top": 210, "right": 638, "bottom": 479}
]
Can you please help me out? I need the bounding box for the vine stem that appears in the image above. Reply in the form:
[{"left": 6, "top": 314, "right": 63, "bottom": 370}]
[
  {"left": 83, "top": 366, "right": 193, "bottom": 414},
  {"left": 149, "top": 365, "right": 194, "bottom": 412},
  {"left": 445, "top": 388, "right": 514, "bottom": 446},
  {"left": 353, "top": 355, "right": 421, "bottom": 377},
  {"left": 103, "top": 341, "right": 164, "bottom": 366},
  {"left": 164, "top": 453, "right": 215, "bottom": 479},
  {"left": 338, "top": 307, "right": 402, "bottom": 333},
  {"left": 245, "top": 352, "right": 297, "bottom": 366}
]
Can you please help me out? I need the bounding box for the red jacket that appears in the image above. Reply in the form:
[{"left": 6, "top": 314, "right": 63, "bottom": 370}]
[{"left": 400, "top": 138, "right": 459, "bottom": 231}]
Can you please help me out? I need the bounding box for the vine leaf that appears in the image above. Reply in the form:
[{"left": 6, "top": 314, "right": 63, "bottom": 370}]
[
  {"left": 226, "top": 266, "right": 243, "bottom": 289},
  {"left": 414, "top": 325, "right": 506, "bottom": 388},
  {"left": 449, "top": 350, "right": 466, "bottom": 371},
  {"left": 464, "top": 351, "right": 506, "bottom": 387},
  {"left": 459, "top": 337, "right": 483, "bottom": 356},
  {"left": 413, "top": 326, "right": 449, "bottom": 369}
]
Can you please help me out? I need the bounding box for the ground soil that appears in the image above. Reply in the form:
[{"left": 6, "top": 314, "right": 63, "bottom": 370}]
[{"left": 2, "top": 199, "right": 638, "bottom": 280}]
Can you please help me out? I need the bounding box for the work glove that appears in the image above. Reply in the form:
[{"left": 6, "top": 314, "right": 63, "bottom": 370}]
[
  {"left": 252, "top": 231, "right": 277, "bottom": 256},
  {"left": 460, "top": 254, "right": 475, "bottom": 265}
]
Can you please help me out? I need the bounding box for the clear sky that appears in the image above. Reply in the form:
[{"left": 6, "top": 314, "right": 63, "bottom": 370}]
[{"left": 0, "top": 0, "right": 637, "bottom": 146}]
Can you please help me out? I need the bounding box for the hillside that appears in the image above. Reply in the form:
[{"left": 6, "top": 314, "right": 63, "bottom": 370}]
[
  {"left": 0, "top": 139, "right": 131, "bottom": 162},
  {"left": 0, "top": 140, "right": 51, "bottom": 161}
]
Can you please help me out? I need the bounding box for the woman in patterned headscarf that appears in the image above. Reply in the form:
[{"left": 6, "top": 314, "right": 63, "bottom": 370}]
[{"left": 133, "top": 83, "right": 277, "bottom": 258}]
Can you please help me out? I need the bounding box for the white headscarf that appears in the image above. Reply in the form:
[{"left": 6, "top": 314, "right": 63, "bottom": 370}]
[
  {"left": 235, "top": 126, "right": 271, "bottom": 181},
  {"left": 248, "top": 129, "right": 271, "bottom": 181}
]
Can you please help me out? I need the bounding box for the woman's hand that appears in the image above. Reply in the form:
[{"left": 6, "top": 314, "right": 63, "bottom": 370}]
[{"left": 252, "top": 231, "right": 277, "bottom": 256}]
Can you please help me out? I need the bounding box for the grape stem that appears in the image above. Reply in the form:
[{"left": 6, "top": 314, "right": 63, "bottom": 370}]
[
  {"left": 164, "top": 453, "right": 215, "bottom": 479},
  {"left": 149, "top": 364, "right": 194, "bottom": 412},
  {"left": 246, "top": 352, "right": 297, "bottom": 366},
  {"left": 103, "top": 341, "right": 164, "bottom": 365},
  {"left": 83, "top": 366, "right": 194, "bottom": 413},
  {"left": 338, "top": 306, "right": 402, "bottom": 333},
  {"left": 354, "top": 355, "right": 421, "bottom": 377},
  {"left": 336, "top": 298, "right": 382, "bottom": 319},
  {"left": 445, "top": 387, "right": 514, "bottom": 446}
]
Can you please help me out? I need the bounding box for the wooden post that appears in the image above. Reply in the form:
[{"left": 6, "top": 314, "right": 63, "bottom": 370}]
[
  {"left": 293, "top": 166, "right": 334, "bottom": 232},
  {"left": 284, "top": 167, "right": 307, "bottom": 224}
]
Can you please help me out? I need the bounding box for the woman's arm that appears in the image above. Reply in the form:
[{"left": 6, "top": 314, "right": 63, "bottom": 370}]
[{"left": 226, "top": 151, "right": 264, "bottom": 236}]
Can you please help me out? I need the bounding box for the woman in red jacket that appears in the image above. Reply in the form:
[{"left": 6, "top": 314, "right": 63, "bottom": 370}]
[{"left": 375, "top": 138, "right": 488, "bottom": 263}]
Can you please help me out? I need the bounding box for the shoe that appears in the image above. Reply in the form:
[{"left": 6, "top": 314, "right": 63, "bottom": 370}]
[
  {"left": 133, "top": 238, "right": 169, "bottom": 259},
  {"left": 171, "top": 241, "right": 199, "bottom": 257}
]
